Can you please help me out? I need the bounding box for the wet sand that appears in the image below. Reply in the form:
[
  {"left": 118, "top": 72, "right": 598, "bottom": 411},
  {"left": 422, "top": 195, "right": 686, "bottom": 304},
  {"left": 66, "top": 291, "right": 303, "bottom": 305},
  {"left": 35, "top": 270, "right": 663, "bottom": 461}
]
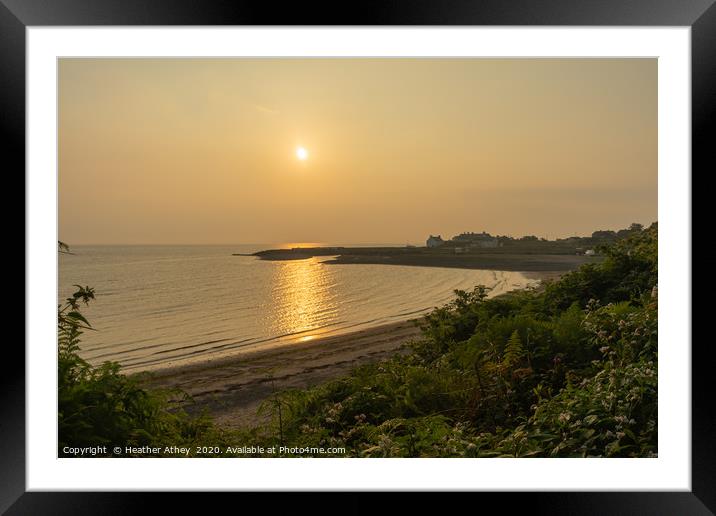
[
  {"left": 143, "top": 319, "right": 422, "bottom": 428},
  {"left": 141, "top": 268, "right": 568, "bottom": 428}
]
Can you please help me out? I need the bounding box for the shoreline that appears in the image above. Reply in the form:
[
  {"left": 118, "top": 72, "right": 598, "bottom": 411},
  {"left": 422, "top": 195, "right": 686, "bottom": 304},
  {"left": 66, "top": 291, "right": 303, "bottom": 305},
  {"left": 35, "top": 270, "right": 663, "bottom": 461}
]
[
  {"left": 250, "top": 247, "right": 601, "bottom": 273},
  {"left": 320, "top": 253, "right": 597, "bottom": 273},
  {"left": 143, "top": 319, "right": 422, "bottom": 428},
  {"left": 139, "top": 268, "right": 566, "bottom": 428}
]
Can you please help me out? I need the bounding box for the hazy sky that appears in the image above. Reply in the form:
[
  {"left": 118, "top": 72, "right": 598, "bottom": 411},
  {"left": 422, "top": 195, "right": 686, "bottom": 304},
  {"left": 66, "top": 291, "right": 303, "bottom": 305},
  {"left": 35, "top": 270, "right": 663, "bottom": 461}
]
[{"left": 59, "top": 58, "right": 656, "bottom": 245}]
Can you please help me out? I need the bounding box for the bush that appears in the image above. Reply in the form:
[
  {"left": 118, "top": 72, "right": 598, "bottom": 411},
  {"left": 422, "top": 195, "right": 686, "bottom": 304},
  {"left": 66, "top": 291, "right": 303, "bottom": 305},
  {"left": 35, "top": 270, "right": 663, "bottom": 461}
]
[
  {"left": 58, "top": 224, "right": 659, "bottom": 458},
  {"left": 58, "top": 260, "right": 233, "bottom": 456},
  {"left": 246, "top": 224, "right": 659, "bottom": 457}
]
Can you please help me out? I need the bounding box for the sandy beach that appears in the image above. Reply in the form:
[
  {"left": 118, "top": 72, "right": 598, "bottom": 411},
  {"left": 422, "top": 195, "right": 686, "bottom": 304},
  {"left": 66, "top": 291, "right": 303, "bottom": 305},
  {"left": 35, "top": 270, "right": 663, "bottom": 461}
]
[
  {"left": 140, "top": 267, "right": 567, "bottom": 428},
  {"left": 143, "top": 319, "right": 422, "bottom": 428}
]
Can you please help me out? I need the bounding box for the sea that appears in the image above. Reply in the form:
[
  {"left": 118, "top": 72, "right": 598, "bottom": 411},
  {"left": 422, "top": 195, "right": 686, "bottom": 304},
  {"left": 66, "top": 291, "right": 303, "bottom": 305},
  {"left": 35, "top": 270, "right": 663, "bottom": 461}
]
[{"left": 58, "top": 245, "right": 539, "bottom": 372}]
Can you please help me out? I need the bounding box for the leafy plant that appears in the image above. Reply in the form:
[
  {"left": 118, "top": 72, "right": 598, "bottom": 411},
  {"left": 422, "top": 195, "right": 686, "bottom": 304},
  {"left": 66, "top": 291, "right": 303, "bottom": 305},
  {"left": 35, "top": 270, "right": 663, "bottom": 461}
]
[
  {"left": 57, "top": 243, "right": 235, "bottom": 456},
  {"left": 243, "top": 224, "right": 659, "bottom": 457},
  {"left": 58, "top": 224, "right": 659, "bottom": 458}
]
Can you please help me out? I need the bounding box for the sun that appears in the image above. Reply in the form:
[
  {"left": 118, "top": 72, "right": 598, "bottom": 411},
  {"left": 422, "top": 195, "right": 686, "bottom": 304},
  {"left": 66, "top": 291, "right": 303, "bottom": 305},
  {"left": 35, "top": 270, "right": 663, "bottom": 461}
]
[{"left": 296, "top": 146, "right": 309, "bottom": 161}]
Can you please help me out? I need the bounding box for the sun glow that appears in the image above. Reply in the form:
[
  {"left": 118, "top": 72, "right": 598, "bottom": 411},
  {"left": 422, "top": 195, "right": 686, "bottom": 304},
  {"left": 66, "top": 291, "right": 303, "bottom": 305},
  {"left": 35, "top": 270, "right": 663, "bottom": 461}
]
[{"left": 296, "top": 146, "right": 309, "bottom": 161}]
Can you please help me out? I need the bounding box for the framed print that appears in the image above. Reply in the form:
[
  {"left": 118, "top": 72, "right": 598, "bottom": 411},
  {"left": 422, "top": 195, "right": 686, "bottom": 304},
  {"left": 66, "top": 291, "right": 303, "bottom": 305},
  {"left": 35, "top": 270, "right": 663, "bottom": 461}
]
[{"left": 6, "top": 0, "right": 713, "bottom": 512}]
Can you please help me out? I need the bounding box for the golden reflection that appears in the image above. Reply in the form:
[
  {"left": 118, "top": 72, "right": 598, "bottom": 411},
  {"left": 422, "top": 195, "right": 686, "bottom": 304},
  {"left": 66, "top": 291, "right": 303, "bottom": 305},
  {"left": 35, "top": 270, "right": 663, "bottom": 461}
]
[{"left": 270, "top": 257, "right": 338, "bottom": 339}]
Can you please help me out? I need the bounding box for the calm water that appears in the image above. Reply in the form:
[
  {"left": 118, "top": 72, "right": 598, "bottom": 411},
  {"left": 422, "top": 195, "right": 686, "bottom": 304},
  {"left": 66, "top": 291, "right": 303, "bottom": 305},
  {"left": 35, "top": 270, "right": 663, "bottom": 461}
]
[{"left": 59, "top": 245, "right": 538, "bottom": 372}]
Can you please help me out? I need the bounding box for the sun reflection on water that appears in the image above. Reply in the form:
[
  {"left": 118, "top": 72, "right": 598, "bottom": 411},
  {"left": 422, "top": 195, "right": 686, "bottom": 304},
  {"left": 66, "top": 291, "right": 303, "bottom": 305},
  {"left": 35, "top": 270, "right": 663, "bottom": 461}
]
[{"left": 270, "top": 257, "right": 338, "bottom": 339}]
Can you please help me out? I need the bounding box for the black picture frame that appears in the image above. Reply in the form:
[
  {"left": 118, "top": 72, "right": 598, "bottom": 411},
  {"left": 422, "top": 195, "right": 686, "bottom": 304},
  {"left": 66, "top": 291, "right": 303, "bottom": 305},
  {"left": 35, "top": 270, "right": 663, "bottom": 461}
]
[{"left": 5, "top": 0, "right": 712, "bottom": 513}]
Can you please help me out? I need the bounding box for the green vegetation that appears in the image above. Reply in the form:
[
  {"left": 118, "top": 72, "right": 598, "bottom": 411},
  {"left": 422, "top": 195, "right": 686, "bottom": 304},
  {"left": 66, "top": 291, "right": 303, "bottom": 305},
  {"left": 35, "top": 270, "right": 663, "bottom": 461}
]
[
  {"left": 244, "top": 223, "right": 658, "bottom": 457},
  {"left": 58, "top": 253, "right": 235, "bottom": 456},
  {"left": 58, "top": 223, "right": 657, "bottom": 457}
]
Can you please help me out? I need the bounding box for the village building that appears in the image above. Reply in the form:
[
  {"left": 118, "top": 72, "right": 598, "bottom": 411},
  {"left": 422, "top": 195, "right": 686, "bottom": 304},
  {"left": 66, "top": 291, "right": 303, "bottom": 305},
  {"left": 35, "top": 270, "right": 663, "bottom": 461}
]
[
  {"left": 426, "top": 235, "right": 444, "bottom": 248},
  {"left": 451, "top": 231, "right": 500, "bottom": 248}
]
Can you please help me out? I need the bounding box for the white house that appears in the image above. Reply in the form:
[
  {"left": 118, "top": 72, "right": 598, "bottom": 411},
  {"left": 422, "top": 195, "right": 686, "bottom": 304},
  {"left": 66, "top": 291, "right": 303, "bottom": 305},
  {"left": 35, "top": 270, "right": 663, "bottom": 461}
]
[{"left": 426, "top": 235, "right": 444, "bottom": 248}]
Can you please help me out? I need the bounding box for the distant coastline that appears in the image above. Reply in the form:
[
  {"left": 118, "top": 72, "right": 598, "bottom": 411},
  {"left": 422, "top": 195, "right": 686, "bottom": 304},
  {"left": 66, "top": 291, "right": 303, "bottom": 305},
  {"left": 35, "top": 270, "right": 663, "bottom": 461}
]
[{"left": 244, "top": 246, "right": 602, "bottom": 274}]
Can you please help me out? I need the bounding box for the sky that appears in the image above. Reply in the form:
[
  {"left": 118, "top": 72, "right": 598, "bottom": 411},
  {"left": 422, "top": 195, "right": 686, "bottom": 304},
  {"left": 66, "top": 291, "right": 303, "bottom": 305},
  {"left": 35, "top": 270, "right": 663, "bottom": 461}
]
[{"left": 59, "top": 58, "right": 657, "bottom": 245}]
